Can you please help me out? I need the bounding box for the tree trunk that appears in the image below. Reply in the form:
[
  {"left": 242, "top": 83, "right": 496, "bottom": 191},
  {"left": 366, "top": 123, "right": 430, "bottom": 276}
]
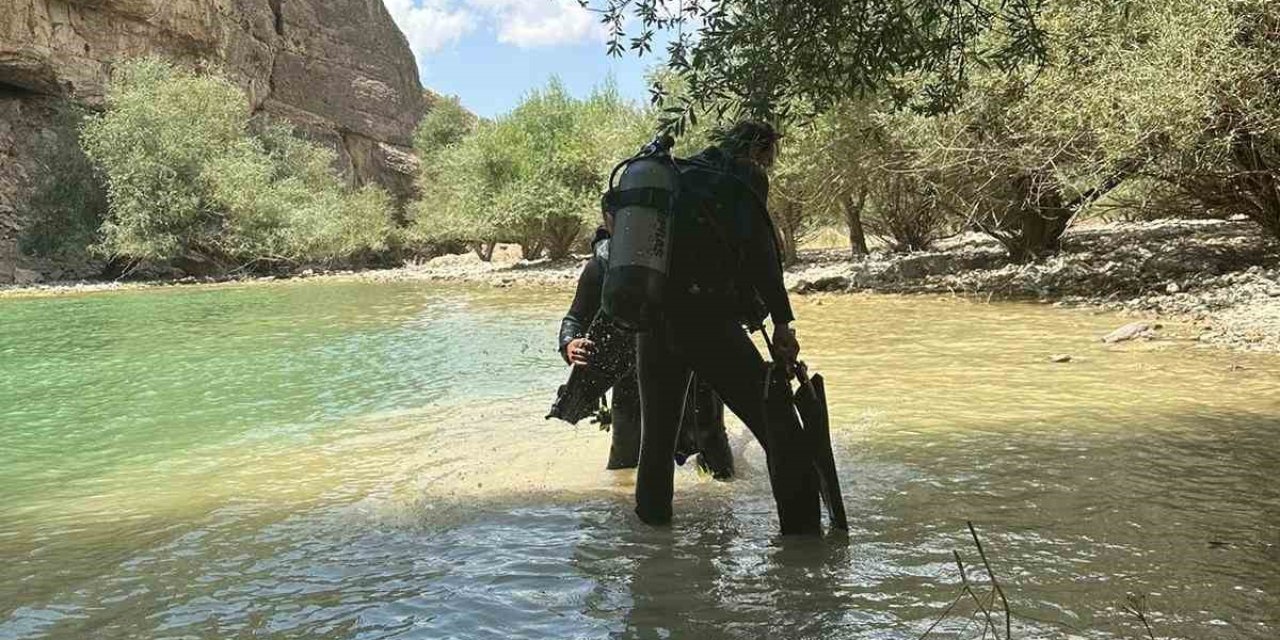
[
  {"left": 1228, "top": 131, "right": 1280, "bottom": 239},
  {"left": 841, "top": 190, "right": 869, "bottom": 257},
  {"left": 775, "top": 201, "right": 800, "bottom": 266},
  {"left": 1002, "top": 164, "right": 1135, "bottom": 263},
  {"left": 1007, "top": 197, "right": 1070, "bottom": 263},
  {"left": 519, "top": 240, "right": 543, "bottom": 261},
  {"left": 472, "top": 241, "right": 496, "bottom": 262}
]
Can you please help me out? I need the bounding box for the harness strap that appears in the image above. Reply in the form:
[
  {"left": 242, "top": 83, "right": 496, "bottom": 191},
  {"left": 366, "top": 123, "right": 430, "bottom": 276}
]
[{"left": 604, "top": 187, "right": 674, "bottom": 212}]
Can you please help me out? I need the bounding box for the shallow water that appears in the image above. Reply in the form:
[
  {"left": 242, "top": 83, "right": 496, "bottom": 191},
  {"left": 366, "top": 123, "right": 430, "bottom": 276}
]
[{"left": 1, "top": 281, "right": 1277, "bottom": 639}]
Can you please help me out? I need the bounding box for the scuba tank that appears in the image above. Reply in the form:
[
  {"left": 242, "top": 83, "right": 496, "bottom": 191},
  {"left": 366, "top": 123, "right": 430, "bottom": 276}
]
[{"left": 601, "top": 135, "right": 680, "bottom": 331}]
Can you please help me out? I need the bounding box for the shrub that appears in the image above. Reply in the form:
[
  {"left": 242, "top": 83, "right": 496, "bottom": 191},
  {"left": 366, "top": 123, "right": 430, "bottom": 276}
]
[
  {"left": 414, "top": 95, "right": 476, "bottom": 155},
  {"left": 410, "top": 79, "right": 647, "bottom": 260},
  {"left": 81, "top": 57, "right": 394, "bottom": 272},
  {"left": 81, "top": 58, "right": 247, "bottom": 263}
]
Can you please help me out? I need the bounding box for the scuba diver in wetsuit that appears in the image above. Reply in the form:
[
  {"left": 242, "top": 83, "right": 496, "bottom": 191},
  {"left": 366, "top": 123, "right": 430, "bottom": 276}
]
[
  {"left": 632, "top": 121, "right": 801, "bottom": 526},
  {"left": 559, "top": 216, "right": 736, "bottom": 477}
]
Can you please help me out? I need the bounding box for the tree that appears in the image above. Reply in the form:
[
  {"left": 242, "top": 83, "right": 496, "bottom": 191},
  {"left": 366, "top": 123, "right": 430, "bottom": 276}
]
[
  {"left": 580, "top": 0, "right": 1047, "bottom": 131},
  {"left": 410, "top": 79, "right": 648, "bottom": 260},
  {"left": 414, "top": 95, "right": 477, "bottom": 156},
  {"left": 934, "top": 0, "right": 1280, "bottom": 256},
  {"left": 774, "top": 103, "right": 886, "bottom": 258}
]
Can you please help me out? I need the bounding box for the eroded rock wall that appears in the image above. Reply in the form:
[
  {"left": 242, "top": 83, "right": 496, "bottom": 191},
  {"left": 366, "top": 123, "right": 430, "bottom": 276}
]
[{"left": 0, "top": 0, "right": 427, "bottom": 281}]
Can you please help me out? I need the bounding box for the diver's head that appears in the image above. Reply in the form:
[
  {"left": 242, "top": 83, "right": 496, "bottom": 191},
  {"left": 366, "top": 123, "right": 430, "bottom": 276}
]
[{"left": 715, "top": 120, "right": 781, "bottom": 171}]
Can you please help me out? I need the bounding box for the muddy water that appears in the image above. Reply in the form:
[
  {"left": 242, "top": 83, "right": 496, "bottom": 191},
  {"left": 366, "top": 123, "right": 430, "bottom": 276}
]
[{"left": 0, "top": 282, "right": 1276, "bottom": 639}]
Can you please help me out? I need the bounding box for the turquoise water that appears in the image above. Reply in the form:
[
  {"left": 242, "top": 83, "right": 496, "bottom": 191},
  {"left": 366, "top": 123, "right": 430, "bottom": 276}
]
[{"left": 1, "top": 281, "right": 1277, "bottom": 639}]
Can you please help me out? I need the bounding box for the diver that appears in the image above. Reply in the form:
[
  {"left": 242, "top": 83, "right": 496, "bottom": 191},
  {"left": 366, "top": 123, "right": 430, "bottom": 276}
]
[
  {"left": 559, "top": 213, "right": 735, "bottom": 478},
  {"left": 630, "top": 121, "right": 801, "bottom": 526}
]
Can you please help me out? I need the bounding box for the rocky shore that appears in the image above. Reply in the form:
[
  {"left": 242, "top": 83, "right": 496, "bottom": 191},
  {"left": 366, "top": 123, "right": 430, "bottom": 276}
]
[
  {"left": 4, "top": 218, "right": 1278, "bottom": 352},
  {"left": 787, "top": 219, "right": 1280, "bottom": 352}
]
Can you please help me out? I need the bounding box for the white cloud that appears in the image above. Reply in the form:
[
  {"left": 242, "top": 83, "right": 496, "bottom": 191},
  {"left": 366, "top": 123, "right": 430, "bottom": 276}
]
[
  {"left": 386, "top": 0, "right": 603, "bottom": 62},
  {"left": 385, "top": 0, "right": 476, "bottom": 56},
  {"left": 467, "top": 0, "right": 603, "bottom": 48}
]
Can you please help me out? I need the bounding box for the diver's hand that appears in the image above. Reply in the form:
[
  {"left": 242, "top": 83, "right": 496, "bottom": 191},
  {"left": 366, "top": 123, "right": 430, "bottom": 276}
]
[
  {"left": 567, "top": 338, "right": 595, "bottom": 366},
  {"left": 771, "top": 323, "right": 800, "bottom": 367}
]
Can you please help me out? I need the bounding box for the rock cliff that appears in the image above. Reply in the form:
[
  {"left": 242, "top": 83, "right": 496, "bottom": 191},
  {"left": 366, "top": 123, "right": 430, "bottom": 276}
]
[{"left": 0, "top": 0, "right": 427, "bottom": 281}]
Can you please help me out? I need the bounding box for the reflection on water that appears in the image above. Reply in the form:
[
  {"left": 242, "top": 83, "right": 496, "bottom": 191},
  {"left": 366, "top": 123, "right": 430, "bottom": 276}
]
[{"left": 1, "top": 283, "right": 1277, "bottom": 639}]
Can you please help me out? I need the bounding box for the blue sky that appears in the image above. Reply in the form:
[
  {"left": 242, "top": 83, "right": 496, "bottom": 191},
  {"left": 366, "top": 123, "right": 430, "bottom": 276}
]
[{"left": 385, "top": 0, "right": 661, "bottom": 118}]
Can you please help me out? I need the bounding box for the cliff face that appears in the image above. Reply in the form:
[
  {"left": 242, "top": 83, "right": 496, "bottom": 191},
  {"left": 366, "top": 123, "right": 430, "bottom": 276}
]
[{"left": 0, "top": 0, "right": 427, "bottom": 281}]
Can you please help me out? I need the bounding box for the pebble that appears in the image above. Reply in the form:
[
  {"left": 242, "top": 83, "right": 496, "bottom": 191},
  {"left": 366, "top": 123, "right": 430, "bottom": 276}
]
[{"left": 1050, "top": 354, "right": 1073, "bottom": 363}]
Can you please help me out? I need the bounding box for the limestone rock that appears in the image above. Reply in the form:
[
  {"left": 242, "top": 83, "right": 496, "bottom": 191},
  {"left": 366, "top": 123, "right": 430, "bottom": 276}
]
[{"left": 0, "top": 0, "right": 428, "bottom": 237}]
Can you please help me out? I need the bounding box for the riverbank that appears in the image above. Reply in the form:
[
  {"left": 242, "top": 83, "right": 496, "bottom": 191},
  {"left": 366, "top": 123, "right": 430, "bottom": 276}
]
[
  {"left": 4, "top": 218, "right": 1278, "bottom": 352},
  {"left": 789, "top": 219, "right": 1280, "bottom": 352},
  {"left": 372, "top": 218, "right": 1280, "bottom": 352}
]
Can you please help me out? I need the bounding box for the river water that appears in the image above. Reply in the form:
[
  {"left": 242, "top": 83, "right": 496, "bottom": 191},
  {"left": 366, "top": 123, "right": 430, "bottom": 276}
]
[{"left": 1, "top": 281, "right": 1277, "bottom": 639}]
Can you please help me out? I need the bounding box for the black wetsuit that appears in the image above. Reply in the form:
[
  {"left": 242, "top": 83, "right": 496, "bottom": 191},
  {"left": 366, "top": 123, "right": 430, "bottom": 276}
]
[
  {"left": 560, "top": 231, "right": 734, "bottom": 475},
  {"left": 634, "top": 146, "right": 794, "bottom": 524}
]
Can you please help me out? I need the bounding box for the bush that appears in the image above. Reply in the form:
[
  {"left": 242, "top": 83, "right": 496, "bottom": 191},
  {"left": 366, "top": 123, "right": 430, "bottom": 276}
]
[
  {"left": 863, "top": 166, "right": 953, "bottom": 253},
  {"left": 410, "top": 79, "right": 647, "bottom": 260},
  {"left": 414, "top": 95, "right": 476, "bottom": 154},
  {"left": 81, "top": 57, "right": 394, "bottom": 272}
]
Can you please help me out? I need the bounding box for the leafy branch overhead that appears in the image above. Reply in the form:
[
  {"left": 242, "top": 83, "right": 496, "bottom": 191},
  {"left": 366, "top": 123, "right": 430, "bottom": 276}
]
[{"left": 577, "top": 0, "right": 1048, "bottom": 131}]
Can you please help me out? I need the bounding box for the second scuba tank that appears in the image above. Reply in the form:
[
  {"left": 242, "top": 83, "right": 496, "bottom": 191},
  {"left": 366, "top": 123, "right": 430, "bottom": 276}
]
[{"left": 601, "top": 135, "right": 679, "bottom": 331}]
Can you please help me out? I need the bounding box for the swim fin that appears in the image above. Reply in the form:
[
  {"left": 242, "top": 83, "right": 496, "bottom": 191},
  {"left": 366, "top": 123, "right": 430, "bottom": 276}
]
[
  {"left": 763, "top": 362, "right": 822, "bottom": 535},
  {"left": 795, "top": 371, "right": 848, "bottom": 531}
]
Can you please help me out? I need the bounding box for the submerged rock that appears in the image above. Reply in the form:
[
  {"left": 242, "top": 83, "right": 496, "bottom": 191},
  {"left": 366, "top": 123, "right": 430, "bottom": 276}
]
[
  {"left": 1102, "top": 322, "right": 1159, "bottom": 343},
  {"left": 793, "top": 275, "right": 851, "bottom": 294}
]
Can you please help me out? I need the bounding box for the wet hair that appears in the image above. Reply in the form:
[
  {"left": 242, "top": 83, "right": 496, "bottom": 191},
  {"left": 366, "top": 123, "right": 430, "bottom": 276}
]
[{"left": 712, "top": 120, "right": 782, "bottom": 159}]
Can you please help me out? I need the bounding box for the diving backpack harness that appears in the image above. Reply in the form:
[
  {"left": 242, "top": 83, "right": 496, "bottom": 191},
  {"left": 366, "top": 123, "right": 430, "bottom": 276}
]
[{"left": 602, "top": 135, "right": 784, "bottom": 334}]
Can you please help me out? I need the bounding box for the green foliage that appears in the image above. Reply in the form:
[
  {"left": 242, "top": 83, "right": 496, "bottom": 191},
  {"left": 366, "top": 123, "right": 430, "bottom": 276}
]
[
  {"left": 18, "top": 103, "right": 108, "bottom": 260},
  {"left": 411, "top": 79, "right": 647, "bottom": 260},
  {"left": 414, "top": 95, "right": 476, "bottom": 158},
  {"left": 81, "top": 57, "right": 394, "bottom": 271},
  {"left": 762, "top": 0, "right": 1280, "bottom": 259},
  {"left": 81, "top": 58, "right": 246, "bottom": 262},
  {"left": 581, "top": 0, "right": 1047, "bottom": 132}
]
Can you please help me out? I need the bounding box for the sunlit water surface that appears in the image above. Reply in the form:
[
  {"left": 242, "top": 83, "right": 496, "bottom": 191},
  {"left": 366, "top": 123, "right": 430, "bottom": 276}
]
[{"left": 1, "top": 281, "right": 1277, "bottom": 639}]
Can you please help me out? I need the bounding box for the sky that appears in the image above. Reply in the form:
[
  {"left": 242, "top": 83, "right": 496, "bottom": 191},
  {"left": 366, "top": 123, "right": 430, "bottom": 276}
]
[{"left": 385, "top": 0, "right": 661, "bottom": 118}]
